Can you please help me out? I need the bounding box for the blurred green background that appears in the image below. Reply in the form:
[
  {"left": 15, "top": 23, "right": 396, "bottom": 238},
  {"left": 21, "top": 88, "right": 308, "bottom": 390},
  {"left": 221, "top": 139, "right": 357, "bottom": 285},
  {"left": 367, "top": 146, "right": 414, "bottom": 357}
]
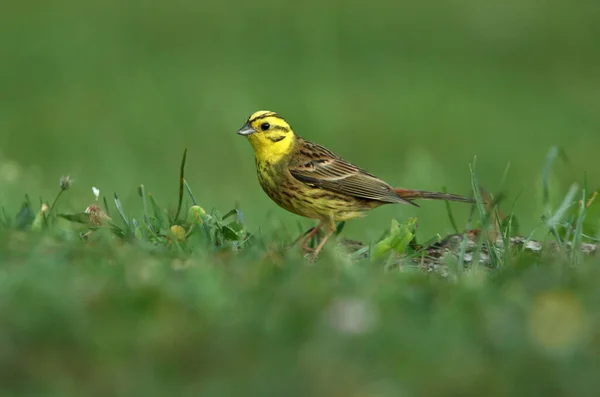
[{"left": 1, "top": 0, "right": 599, "bottom": 240}]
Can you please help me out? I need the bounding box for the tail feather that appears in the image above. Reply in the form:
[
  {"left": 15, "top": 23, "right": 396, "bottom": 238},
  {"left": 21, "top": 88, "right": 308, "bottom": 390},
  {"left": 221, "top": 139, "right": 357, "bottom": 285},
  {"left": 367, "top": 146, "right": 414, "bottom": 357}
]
[{"left": 393, "top": 188, "right": 475, "bottom": 204}]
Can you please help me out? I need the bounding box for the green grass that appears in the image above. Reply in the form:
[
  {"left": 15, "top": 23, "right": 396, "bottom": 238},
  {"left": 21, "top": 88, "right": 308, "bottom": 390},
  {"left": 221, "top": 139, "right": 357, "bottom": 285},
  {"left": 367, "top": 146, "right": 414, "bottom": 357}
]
[
  {"left": 2, "top": 1, "right": 600, "bottom": 394},
  {"left": 2, "top": 0, "right": 600, "bottom": 241},
  {"left": 1, "top": 150, "right": 599, "bottom": 396}
]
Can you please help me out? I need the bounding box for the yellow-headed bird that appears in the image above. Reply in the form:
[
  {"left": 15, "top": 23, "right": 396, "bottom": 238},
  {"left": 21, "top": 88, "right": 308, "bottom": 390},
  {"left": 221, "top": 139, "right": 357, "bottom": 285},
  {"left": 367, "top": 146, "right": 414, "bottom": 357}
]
[{"left": 238, "top": 110, "right": 473, "bottom": 258}]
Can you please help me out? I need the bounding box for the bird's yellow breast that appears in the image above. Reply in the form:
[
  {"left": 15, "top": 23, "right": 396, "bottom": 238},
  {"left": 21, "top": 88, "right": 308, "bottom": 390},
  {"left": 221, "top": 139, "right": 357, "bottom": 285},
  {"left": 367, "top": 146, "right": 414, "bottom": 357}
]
[{"left": 254, "top": 157, "right": 376, "bottom": 222}]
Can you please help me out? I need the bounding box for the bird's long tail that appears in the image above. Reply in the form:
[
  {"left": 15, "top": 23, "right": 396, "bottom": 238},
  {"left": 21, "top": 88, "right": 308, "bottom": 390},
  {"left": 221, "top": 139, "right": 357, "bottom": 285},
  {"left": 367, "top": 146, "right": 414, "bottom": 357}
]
[{"left": 393, "top": 188, "right": 475, "bottom": 204}]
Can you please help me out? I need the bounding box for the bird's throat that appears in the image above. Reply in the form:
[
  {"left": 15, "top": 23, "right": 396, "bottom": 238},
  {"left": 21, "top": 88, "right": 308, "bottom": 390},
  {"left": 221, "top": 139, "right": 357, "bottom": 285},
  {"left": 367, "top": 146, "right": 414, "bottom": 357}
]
[{"left": 249, "top": 134, "right": 295, "bottom": 165}]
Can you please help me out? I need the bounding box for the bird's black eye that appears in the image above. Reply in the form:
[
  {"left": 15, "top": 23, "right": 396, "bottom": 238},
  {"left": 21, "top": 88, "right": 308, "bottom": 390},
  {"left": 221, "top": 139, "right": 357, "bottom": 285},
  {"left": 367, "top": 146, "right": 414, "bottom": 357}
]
[{"left": 260, "top": 122, "right": 270, "bottom": 131}]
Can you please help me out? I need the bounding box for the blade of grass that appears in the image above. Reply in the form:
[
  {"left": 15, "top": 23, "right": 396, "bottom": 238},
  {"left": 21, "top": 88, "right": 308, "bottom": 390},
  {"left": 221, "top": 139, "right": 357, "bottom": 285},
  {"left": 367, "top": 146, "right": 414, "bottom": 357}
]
[
  {"left": 349, "top": 246, "right": 370, "bottom": 260},
  {"left": 469, "top": 159, "right": 501, "bottom": 268},
  {"left": 174, "top": 148, "right": 187, "bottom": 223},
  {"left": 545, "top": 183, "right": 579, "bottom": 250},
  {"left": 403, "top": 234, "right": 442, "bottom": 262},
  {"left": 138, "top": 184, "right": 155, "bottom": 233},
  {"left": 184, "top": 180, "right": 198, "bottom": 206},
  {"left": 541, "top": 146, "right": 569, "bottom": 212},
  {"left": 148, "top": 193, "right": 166, "bottom": 229},
  {"left": 102, "top": 196, "right": 111, "bottom": 218},
  {"left": 113, "top": 192, "right": 130, "bottom": 228},
  {"left": 545, "top": 184, "right": 579, "bottom": 231},
  {"left": 571, "top": 175, "right": 587, "bottom": 264},
  {"left": 442, "top": 186, "right": 460, "bottom": 234},
  {"left": 498, "top": 188, "right": 523, "bottom": 264},
  {"left": 223, "top": 209, "right": 246, "bottom": 226},
  {"left": 582, "top": 233, "right": 600, "bottom": 242}
]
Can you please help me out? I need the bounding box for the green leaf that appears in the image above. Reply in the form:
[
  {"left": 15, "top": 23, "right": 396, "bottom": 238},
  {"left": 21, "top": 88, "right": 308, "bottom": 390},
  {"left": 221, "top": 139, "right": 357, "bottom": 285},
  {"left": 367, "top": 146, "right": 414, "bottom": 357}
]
[
  {"left": 147, "top": 217, "right": 163, "bottom": 235},
  {"left": 227, "top": 221, "right": 245, "bottom": 232},
  {"left": 558, "top": 189, "right": 600, "bottom": 241},
  {"left": 221, "top": 221, "right": 246, "bottom": 241},
  {"left": 113, "top": 193, "right": 130, "bottom": 228},
  {"left": 148, "top": 193, "right": 167, "bottom": 228},
  {"left": 335, "top": 221, "right": 346, "bottom": 236},
  {"left": 133, "top": 219, "right": 145, "bottom": 241},
  {"left": 222, "top": 209, "right": 246, "bottom": 230},
  {"left": 15, "top": 200, "right": 35, "bottom": 230},
  {"left": 187, "top": 205, "right": 207, "bottom": 225},
  {"left": 31, "top": 210, "right": 47, "bottom": 231},
  {"left": 58, "top": 212, "right": 91, "bottom": 224},
  {"left": 371, "top": 218, "right": 417, "bottom": 261}
]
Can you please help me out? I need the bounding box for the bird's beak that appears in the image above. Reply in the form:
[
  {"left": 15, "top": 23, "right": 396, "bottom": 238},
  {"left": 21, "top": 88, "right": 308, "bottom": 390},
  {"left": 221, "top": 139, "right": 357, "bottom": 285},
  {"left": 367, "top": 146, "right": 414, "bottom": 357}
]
[{"left": 237, "top": 123, "right": 256, "bottom": 136}]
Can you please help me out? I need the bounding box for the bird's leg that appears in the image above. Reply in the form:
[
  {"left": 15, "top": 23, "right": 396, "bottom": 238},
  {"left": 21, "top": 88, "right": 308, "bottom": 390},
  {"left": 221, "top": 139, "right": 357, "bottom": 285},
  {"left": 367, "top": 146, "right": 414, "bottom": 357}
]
[
  {"left": 309, "top": 217, "right": 336, "bottom": 260},
  {"left": 299, "top": 222, "right": 323, "bottom": 253},
  {"left": 292, "top": 226, "right": 316, "bottom": 247}
]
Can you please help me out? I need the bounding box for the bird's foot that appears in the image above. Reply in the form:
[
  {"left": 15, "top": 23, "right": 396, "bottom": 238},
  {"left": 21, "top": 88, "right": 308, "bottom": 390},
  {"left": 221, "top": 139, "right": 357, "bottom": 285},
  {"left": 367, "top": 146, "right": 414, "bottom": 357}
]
[
  {"left": 303, "top": 250, "right": 319, "bottom": 263},
  {"left": 300, "top": 243, "right": 321, "bottom": 263}
]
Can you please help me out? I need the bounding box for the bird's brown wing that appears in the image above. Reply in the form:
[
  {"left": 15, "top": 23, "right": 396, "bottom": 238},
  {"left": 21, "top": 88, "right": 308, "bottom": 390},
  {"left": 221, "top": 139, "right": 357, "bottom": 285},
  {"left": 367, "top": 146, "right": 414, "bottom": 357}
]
[{"left": 288, "top": 138, "right": 416, "bottom": 205}]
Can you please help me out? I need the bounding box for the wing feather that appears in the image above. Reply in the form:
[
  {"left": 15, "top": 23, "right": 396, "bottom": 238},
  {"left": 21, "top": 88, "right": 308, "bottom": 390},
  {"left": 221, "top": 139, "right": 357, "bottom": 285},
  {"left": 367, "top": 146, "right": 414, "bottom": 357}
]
[{"left": 289, "top": 138, "right": 414, "bottom": 205}]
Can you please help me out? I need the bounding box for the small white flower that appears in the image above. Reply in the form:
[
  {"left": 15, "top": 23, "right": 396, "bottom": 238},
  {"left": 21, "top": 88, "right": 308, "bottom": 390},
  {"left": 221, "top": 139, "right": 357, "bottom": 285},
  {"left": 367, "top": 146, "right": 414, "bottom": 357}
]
[{"left": 92, "top": 187, "right": 100, "bottom": 200}]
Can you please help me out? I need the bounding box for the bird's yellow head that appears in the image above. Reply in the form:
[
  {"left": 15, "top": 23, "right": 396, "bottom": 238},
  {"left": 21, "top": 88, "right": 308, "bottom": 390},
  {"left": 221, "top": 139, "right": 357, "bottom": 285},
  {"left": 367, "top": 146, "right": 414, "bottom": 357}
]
[{"left": 237, "top": 110, "right": 296, "bottom": 163}]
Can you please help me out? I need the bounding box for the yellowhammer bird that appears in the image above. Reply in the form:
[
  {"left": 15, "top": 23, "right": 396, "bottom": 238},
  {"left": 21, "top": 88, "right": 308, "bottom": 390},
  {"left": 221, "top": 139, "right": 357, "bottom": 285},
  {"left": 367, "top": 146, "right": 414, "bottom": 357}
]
[{"left": 237, "top": 110, "right": 474, "bottom": 258}]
